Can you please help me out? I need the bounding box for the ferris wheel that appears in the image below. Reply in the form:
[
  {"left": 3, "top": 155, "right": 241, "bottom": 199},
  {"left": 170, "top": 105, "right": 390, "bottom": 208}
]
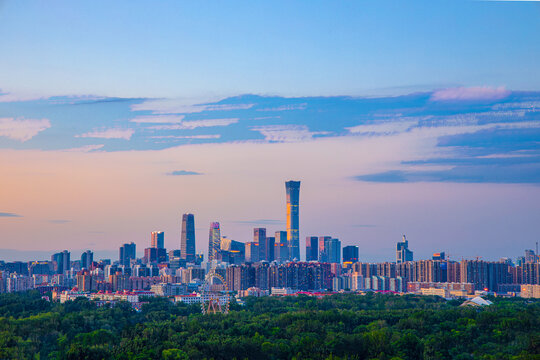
[{"left": 200, "top": 270, "right": 230, "bottom": 314}]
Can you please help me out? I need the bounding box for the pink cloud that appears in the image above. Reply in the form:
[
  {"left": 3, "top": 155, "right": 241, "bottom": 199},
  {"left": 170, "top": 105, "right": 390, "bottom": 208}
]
[
  {"left": 62, "top": 144, "right": 105, "bottom": 152},
  {"left": 149, "top": 118, "right": 238, "bottom": 130},
  {"left": 75, "top": 128, "right": 134, "bottom": 140},
  {"left": 0, "top": 117, "right": 51, "bottom": 142},
  {"left": 430, "top": 86, "right": 511, "bottom": 101},
  {"left": 131, "top": 98, "right": 254, "bottom": 114},
  {"left": 251, "top": 125, "right": 329, "bottom": 142},
  {"left": 151, "top": 135, "right": 221, "bottom": 139}
]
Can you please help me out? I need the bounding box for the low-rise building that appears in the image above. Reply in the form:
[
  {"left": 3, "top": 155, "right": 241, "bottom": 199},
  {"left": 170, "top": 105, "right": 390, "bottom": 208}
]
[
  {"left": 520, "top": 284, "right": 540, "bottom": 298},
  {"left": 150, "top": 283, "right": 187, "bottom": 296},
  {"left": 271, "top": 287, "right": 297, "bottom": 295}
]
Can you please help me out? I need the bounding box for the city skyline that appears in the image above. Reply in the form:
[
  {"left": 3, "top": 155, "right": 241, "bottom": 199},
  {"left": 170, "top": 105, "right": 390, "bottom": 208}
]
[
  {"left": 1, "top": 178, "right": 538, "bottom": 264},
  {"left": 1, "top": 1, "right": 539, "bottom": 263},
  {"left": 0, "top": 3, "right": 538, "bottom": 358}
]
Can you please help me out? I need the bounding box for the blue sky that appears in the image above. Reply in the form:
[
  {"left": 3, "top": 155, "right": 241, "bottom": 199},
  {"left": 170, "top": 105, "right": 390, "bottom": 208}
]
[
  {"left": 1, "top": 1, "right": 539, "bottom": 98},
  {"left": 0, "top": 1, "right": 539, "bottom": 262}
]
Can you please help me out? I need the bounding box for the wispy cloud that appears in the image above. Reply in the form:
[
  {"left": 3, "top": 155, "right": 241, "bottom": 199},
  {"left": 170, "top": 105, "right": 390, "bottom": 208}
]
[
  {"left": 252, "top": 116, "right": 281, "bottom": 120},
  {"left": 150, "top": 118, "right": 238, "bottom": 130},
  {"left": 203, "top": 104, "right": 254, "bottom": 111},
  {"left": 430, "top": 86, "right": 510, "bottom": 101},
  {"left": 251, "top": 125, "right": 329, "bottom": 142},
  {"left": 347, "top": 120, "right": 419, "bottom": 136},
  {"left": 0, "top": 91, "right": 48, "bottom": 103},
  {"left": 130, "top": 115, "right": 185, "bottom": 123},
  {"left": 75, "top": 128, "right": 134, "bottom": 140},
  {"left": 151, "top": 135, "right": 221, "bottom": 139},
  {"left": 0, "top": 117, "right": 51, "bottom": 142},
  {"left": 492, "top": 101, "right": 540, "bottom": 110},
  {"left": 48, "top": 219, "right": 71, "bottom": 224},
  {"left": 131, "top": 98, "right": 254, "bottom": 114},
  {"left": 347, "top": 113, "right": 540, "bottom": 140},
  {"left": 167, "top": 170, "right": 203, "bottom": 176},
  {"left": 355, "top": 163, "right": 540, "bottom": 184},
  {"left": 62, "top": 144, "right": 104, "bottom": 152},
  {"left": 0, "top": 212, "right": 22, "bottom": 217},
  {"left": 256, "top": 103, "right": 307, "bottom": 111}
]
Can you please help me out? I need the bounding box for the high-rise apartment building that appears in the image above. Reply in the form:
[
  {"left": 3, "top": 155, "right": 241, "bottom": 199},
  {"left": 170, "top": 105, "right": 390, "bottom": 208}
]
[
  {"left": 525, "top": 250, "right": 536, "bottom": 264},
  {"left": 119, "top": 242, "right": 136, "bottom": 267},
  {"left": 285, "top": 180, "right": 301, "bottom": 260},
  {"left": 208, "top": 222, "right": 221, "bottom": 261},
  {"left": 343, "top": 245, "right": 359, "bottom": 263},
  {"left": 181, "top": 214, "right": 196, "bottom": 262},
  {"left": 306, "top": 236, "right": 318, "bottom": 261},
  {"left": 151, "top": 231, "right": 164, "bottom": 249},
  {"left": 396, "top": 235, "right": 413, "bottom": 263}
]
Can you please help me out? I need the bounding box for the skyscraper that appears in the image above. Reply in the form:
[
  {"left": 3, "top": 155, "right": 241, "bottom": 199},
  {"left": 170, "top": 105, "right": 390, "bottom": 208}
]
[
  {"left": 119, "top": 242, "right": 136, "bottom": 267},
  {"left": 80, "top": 250, "right": 94, "bottom": 269},
  {"left": 245, "top": 242, "right": 259, "bottom": 263},
  {"left": 63, "top": 250, "right": 71, "bottom": 273},
  {"left": 208, "top": 222, "right": 221, "bottom": 261},
  {"left": 151, "top": 231, "right": 164, "bottom": 249},
  {"left": 432, "top": 252, "right": 445, "bottom": 261},
  {"left": 51, "top": 250, "right": 71, "bottom": 274},
  {"left": 285, "top": 180, "right": 301, "bottom": 260},
  {"left": 181, "top": 214, "right": 196, "bottom": 262},
  {"left": 274, "top": 231, "right": 288, "bottom": 263},
  {"left": 328, "top": 238, "right": 341, "bottom": 263},
  {"left": 306, "top": 236, "right": 318, "bottom": 261},
  {"left": 396, "top": 235, "right": 413, "bottom": 263},
  {"left": 254, "top": 228, "right": 267, "bottom": 262},
  {"left": 220, "top": 237, "right": 246, "bottom": 264},
  {"left": 266, "top": 236, "right": 275, "bottom": 262},
  {"left": 343, "top": 245, "right": 359, "bottom": 263},
  {"left": 143, "top": 247, "right": 158, "bottom": 264},
  {"left": 319, "top": 236, "right": 332, "bottom": 262}
]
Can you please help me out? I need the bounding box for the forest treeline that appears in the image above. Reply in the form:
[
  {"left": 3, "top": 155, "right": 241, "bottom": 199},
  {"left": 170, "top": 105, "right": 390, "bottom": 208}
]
[{"left": 0, "top": 291, "right": 538, "bottom": 360}]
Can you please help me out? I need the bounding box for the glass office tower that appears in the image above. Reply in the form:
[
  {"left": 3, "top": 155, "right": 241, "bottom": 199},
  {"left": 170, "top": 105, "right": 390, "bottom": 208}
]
[
  {"left": 285, "top": 180, "right": 301, "bottom": 260},
  {"left": 181, "top": 214, "right": 196, "bottom": 262}
]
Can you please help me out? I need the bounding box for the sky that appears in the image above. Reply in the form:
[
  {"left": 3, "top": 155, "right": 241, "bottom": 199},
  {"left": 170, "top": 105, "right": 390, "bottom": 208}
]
[{"left": 0, "top": 0, "right": 539, "bottom": 263}]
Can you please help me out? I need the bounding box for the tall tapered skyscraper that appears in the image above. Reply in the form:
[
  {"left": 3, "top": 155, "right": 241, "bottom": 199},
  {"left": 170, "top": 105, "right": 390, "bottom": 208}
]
[
  {"left": 285, "top": 180, "right": 300, "bottom": 260},
  {"left": 181, "top": 214, "right": 196, "bottom": 263}
]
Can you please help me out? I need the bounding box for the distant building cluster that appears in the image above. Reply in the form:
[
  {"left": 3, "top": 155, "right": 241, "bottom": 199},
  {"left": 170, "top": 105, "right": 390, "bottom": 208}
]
[{"left": 1, "top": 180, "right": 539, "bottom": 302}]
